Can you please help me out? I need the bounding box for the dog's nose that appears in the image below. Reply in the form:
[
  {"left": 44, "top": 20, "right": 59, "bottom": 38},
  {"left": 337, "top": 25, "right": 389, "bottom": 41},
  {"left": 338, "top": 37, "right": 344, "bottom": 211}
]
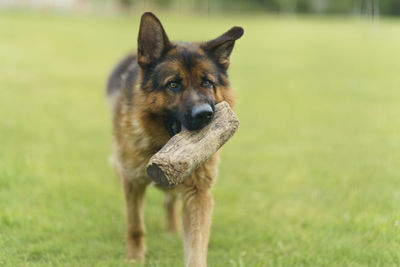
[{"left": 191, "top": 103, "right": 214, "bottom": 130}]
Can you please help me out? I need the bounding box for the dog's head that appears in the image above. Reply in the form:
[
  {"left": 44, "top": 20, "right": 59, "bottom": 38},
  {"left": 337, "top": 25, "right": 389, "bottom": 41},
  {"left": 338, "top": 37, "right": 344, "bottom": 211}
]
[{"left": 136, "top": 12, "right": 243, "bottom": 137}]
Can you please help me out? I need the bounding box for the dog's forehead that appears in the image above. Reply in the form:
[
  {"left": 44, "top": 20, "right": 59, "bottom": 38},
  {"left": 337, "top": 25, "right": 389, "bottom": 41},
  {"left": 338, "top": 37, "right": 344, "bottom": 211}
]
[
  {"left": 166, "top": 42, "right": 207, "bottom": 60},
  {"left": 158, "top": 43, "right": 214, "bottom": 77},
  {"left": 174, "top": 42, "right": 202, "bottom": 53}
]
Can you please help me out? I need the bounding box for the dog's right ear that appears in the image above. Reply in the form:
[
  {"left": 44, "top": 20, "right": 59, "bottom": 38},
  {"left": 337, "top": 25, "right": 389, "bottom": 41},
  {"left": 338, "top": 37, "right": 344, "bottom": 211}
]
[{"left": 137, "top": 12, "right": 171, "bottom": 68}]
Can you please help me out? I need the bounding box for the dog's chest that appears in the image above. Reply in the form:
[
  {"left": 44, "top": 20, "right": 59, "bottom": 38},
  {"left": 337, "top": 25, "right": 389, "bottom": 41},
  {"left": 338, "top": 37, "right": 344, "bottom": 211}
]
[{"left": 112, "top": 116, "right": 155, "bottom": 181}]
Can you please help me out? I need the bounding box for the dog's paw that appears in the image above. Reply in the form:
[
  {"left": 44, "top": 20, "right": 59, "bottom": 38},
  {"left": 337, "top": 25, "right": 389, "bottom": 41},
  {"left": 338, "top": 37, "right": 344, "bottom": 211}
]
[{"left": 125, "top": 250, "right": 146, "bottom": 264}]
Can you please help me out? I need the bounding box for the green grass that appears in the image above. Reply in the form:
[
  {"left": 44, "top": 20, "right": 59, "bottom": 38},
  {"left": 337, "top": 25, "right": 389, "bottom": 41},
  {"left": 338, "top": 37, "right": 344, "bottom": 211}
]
[{"left": 1, "top": 10, "right": 400, "bottom": 266}]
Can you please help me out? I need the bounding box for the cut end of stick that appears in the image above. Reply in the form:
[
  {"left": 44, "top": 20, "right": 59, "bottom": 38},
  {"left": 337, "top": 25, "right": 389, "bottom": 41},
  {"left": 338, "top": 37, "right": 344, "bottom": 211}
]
[{"left": 146, "top": 163, "right": 172, "bottom": 187}]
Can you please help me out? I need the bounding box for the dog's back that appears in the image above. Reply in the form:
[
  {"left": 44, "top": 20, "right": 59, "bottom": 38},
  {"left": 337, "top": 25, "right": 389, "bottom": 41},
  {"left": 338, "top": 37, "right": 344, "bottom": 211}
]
[{"left": 106, "top": 54, "right": 138, "bottom": 112}]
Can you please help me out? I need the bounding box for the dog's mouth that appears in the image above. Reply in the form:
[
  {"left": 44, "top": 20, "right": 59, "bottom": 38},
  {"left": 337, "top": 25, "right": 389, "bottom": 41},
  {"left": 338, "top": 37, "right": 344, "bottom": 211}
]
[{"left": 165, "top": 115, "right": 186, "bottom": 136}]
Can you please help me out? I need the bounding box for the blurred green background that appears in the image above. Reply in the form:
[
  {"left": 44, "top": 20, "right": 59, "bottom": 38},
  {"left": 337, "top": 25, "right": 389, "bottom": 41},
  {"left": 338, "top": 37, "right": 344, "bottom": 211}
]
[
  {"left": 2, "top": 0, "right": 400, "bottom": 15},
  {"left": 1, "top": 0, "right": 400, "bottom": 266},
  {"left": 116, "top": 0, "right": 399, "bottom": 15}
]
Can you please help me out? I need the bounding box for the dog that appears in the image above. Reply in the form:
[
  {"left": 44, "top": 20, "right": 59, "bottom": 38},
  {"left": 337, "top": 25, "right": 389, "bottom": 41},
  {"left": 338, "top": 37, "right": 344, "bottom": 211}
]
[{"left": 106, "top": 12, "right": 243, "bottom": 266}]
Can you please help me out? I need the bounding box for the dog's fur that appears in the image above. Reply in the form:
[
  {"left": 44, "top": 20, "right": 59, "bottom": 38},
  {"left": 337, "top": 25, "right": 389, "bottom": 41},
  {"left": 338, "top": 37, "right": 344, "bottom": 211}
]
[{"left": 106, "top": 12, "right": 243, "bottom": 266}]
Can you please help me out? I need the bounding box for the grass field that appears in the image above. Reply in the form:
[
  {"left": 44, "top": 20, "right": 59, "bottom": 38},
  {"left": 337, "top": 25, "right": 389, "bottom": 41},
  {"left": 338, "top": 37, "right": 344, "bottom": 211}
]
[{"left": 1, "top": 10, "right": 400, "bottom": 266}]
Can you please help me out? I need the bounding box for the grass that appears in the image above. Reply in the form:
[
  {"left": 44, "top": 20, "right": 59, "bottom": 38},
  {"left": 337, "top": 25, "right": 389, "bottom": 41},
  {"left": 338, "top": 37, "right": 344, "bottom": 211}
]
[{"left": 1, "top": 10, "right": 400, "bottom": 266}]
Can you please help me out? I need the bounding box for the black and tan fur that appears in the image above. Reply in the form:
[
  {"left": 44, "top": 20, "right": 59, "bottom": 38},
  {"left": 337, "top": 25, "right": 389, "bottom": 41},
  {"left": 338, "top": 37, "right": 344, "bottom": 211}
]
[{"left": 106, "top": 12, "right": 243, "bottom": 266}]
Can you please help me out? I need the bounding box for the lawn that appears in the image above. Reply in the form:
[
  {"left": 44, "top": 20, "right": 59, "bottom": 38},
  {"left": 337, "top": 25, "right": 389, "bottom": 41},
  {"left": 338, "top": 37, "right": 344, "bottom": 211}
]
[{"left": 1, "top": 10, "right": 400, "bottom": 266}]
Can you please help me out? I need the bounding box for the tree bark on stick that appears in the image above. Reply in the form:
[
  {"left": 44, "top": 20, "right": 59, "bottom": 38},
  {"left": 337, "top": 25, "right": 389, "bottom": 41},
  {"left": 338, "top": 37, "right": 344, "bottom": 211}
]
[{"left": 146, "top": 101, "right": 239, "bottom": 187}]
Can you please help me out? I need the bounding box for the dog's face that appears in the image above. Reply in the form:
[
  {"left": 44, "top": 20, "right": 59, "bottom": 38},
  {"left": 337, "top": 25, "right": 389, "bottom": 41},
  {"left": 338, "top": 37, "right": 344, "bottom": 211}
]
[{"left": 136, "top": 13, "right": 243, "bottom": 137}]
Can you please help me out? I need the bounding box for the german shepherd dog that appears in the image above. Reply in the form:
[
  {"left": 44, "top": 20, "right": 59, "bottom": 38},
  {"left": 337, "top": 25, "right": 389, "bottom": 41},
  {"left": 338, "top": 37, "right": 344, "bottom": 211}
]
[{"left": 106, "top": 12, "right": 243, "bottom": 266}]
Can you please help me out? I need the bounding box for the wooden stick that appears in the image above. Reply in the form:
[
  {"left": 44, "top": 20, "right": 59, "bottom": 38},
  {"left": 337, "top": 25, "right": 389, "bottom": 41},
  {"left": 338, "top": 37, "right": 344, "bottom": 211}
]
[{"left": 146, "top": 101, "right": 239, "bottom": 187}]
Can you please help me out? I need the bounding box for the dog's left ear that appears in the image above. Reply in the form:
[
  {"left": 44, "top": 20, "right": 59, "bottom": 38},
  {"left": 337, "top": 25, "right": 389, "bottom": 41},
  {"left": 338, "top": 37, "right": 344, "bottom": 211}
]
[
  {"left": 137, "top": 12, "right": 171, "bottom": 68},
  {"left": 203, "top": 26, "right": 244, "bottom": 69}
]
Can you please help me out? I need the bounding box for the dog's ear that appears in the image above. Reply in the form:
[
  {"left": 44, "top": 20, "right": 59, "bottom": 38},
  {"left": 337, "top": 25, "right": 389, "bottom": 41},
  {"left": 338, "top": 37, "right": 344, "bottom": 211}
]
[
  {"left": 203, "top": 26, "right": 244, "bottom": 69},
  {"left": 137, "top": 12, "right": 171, "bottom": 67}
]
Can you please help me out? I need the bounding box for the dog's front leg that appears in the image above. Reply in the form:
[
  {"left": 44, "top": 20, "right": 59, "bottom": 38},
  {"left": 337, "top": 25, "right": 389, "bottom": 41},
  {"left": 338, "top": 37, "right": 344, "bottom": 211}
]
[
  {"left": 182, "top": 187, "right": 214, "bottom": 267},
  {"left": 122, "top": 177, "right": 148, "bottom": 263}
]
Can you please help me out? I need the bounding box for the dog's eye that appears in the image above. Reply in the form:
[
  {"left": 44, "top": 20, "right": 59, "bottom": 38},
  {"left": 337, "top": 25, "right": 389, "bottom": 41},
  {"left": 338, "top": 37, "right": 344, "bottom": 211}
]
[
  {"left": 167, "top": 81, "right": 181, "bottom": 92},
  {"left": 201, "top": 80, "right": 213, "bottom": 88}
]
